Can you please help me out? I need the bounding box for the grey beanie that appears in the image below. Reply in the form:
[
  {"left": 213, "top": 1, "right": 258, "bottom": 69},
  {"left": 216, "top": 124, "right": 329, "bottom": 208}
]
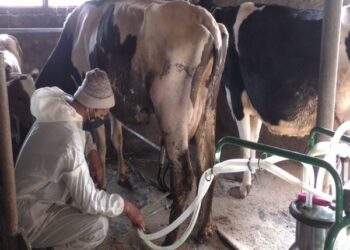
[{"left": 74, "top": 68, "right": 115, "bottom": 109}]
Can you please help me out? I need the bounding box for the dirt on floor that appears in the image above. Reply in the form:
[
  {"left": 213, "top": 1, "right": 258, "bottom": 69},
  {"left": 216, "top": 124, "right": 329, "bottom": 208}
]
[{"left": 95, "top": 124, "right": 305, "bottom": 250}]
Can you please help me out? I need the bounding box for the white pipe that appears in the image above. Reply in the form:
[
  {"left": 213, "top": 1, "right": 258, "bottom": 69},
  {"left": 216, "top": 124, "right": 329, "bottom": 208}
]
[
  {"left": 0, "top": 28, "right": 63, "bottom": 34},
  {"left": 308, "top": 142, "right": 337, "bottom": 197},
  {"left": 137, "top": 155, "right": 333, "bottom": 249},
  {"left": 309, "top": 121, "right": 350, "bottom": 196},
  {"left": 302, "top": 163, "right": 315, "bottom": 207},
  {"left": 330, "top": 121, "right": 350, "bottom": 149}
]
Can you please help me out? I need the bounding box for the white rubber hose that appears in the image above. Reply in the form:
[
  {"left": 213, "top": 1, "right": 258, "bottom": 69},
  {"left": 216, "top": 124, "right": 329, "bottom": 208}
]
[{"left": 138, "top": 155, "right": 332, "bottom": 249}]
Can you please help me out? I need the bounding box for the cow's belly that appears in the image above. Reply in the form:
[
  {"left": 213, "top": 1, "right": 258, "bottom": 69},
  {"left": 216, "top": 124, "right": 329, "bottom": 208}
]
[
  {"left": 263, "top": 102, "right": 317, "bottom": 137},
  {"left": 241, "top": 90, "right": 317, "bottom": 137},
  {"left": 264, "top": 118, "right": 315, "bottom": 137}
]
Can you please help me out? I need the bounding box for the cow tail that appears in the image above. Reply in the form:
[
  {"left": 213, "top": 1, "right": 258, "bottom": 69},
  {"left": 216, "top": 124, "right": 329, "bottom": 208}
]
[
  {"left": 196, "top": 5, "right": 228, "bottom": 99},
  {"left": 207, "top": 23, "right": 229, "bottom": 110}
]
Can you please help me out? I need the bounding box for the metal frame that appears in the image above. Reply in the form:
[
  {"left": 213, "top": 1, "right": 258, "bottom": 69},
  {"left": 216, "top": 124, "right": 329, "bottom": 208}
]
[
  {"left": 0, "top": 28, "right": 63, "bottom": 34},
  {"left": 214, "top": 135, "right": 349, "bottom": 250},
  {"left": 316, "top": 0, "right": 344, "bottom": 141},
  {"left": 0, "top": 0, "right": 81, "bottom": 8}
]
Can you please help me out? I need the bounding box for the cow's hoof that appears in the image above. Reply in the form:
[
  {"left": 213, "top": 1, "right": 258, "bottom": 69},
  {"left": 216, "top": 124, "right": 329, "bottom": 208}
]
[
  {"left": 117, "top": 177, "right": 133, "bottom": 189},
  {"left": 196, "top": 224, "right": 217, "bottom": 244},
  {"left": 239, "top": 184, "right": 251, "bottom": 198}
]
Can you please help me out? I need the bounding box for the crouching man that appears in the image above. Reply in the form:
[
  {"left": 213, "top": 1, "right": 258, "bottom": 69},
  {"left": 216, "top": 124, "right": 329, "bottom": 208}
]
[{"left": 15, "top": 68, "right": 145, "bottom": 249}]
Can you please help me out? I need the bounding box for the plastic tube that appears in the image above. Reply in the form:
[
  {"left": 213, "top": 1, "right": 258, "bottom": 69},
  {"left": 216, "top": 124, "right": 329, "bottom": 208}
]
[
  {"left": 137, "top": 155, "right": 331, "bottom": 249},
  {"left": 309, "top": 128, "right": 350, "bottom": 198},
  {"left": 302, "top": 162, "right": 315, "bottom": 207}
]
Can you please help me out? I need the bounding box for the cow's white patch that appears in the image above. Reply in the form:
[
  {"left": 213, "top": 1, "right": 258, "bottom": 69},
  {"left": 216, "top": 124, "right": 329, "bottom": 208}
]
[
  {"left": 3, "top": 50, "right": 21, "bottom": 74},
  {"left": 70, "top": 2, "right": 113, "bottom": 75},
  {"left": 335, "top": 5, "right": 350, "bottom": 125},
  {"left": 341, "top": 5, "right": 350, "bottom": 26},
  {"left": 89, "top": 27, "right": 98, "bottom": 55},
  {"left": 0, "top": 34, "right": 23, "bottom": 72},
  {"left": 241, "top": 90, "right": 259, "bottom": 117},
  {"left": 150, "top": 63, "right": 193, "bottom": 128},
  {"left": 20, "top": 76, "right": 35, "bottom": 97},
  {"left": 0, "top": 34, "right": 9, "bottom": 43},
  {"left": 113, "top": 1, "right": 148, "bottom": 44},
  {"left": 233, "top": 2, "right": 264, "bottom": 55},
  {"left": 224, "top": 85, "right": 236, "bottom": 120},
  {"left": 138, "top": 1, "right": 218, "bottom": 72}
]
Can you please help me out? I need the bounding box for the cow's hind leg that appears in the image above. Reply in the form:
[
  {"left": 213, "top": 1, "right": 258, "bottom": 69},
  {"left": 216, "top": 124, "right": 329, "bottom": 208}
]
[
  {"left": 193, "top": 108, "right": 217, "bottom": 243},
  {"left": 236, "top": 114, "right": 262, "bottom": 198},
  {"left": 110, "top": 118, "right": 131, "bottom": 188},
  {"left": 163, "top": 144, "right": 194, "bottom": 245}
]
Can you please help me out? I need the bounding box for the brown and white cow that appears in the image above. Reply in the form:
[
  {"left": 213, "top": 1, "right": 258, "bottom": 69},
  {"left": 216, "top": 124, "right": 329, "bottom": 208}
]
[
  {"left": 0, "top": 34, "right": 35, "bottom": 160},
  {"left": 196, "top": 2, "right": 350, "bottom": 197},
  {"left": 36, "top": 0, "right": 228, "bottom": 244}
]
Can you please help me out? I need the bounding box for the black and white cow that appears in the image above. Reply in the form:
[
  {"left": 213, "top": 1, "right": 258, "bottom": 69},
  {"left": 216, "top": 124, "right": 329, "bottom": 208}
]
[
  {"left": 0, "top": 34, "right": 35, "bottom": 161},
  {"left": 0, "top": 34, "right": 23, "bottom": 79},
  {"left": 199, "top": 2, "right": 350, "bottom": 197},
  {"left": 36, "top": 0, "right": 228, "bottom": 244}
]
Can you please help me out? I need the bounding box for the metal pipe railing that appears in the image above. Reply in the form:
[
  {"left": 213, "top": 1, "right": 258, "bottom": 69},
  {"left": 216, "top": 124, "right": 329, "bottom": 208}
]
[
  {"left": 121, "top": 122, "right": 161, "bottom": 152},
  {"left": 0, "top": 28, "right": 63, "bottom": 34},
  {"left": 316, "top": 0, "right": 343, "bottom": 142},
  {"left": 215, "top": 136, "right": 344, "bottom": 224},
  {"left": 307, "top": 126, "right": 350, "bottom": 150},
  {"left": 215, "top": 136, "right": 349, "bottom": 250}
]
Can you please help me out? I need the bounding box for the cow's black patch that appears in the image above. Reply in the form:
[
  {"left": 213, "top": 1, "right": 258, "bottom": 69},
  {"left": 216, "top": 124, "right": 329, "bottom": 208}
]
[
  {"left": 89, "top": 4, "right": 152, "bottom": 122},
  {"left": 213, "top": 7, "right": 245, "bottom": 120},
  {"left": 238, "top": 5, "right": 321, "bottom": 123},
  {"left": 7, "top": 74, "right": 35, "bottom": 161},
  {"left": 214, "top": 4, "right": 323, "bottom": 124},
  {"left": 346, "top": 32, "right": 350, "bottom": 61},
  {"left": 89, "top": 5, "right": 137, "bottom": 94},
  {"left": 36, "top": 28, "right": 82, "bottom": 95}
]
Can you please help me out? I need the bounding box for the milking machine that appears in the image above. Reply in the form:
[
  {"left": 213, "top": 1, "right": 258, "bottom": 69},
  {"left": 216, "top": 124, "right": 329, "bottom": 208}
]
[
  {"left": 288, "top": 124, "right": 350, "bottom": 250},
  {"left": 137, "top": 122, "right": 350, "bottom": 250}
]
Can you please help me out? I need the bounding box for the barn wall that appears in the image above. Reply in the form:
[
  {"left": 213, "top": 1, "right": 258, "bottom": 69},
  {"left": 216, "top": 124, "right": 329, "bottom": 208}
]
[
  {"left": 0, "top": 7, "right": 74, "bottom": 73},
  {"left": 1, "top": 1, "right": 349, "bottom": 72}
]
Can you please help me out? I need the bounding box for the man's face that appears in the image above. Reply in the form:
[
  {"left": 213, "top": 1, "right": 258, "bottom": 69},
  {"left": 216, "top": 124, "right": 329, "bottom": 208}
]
[
  {"left": 94, "top": 108, "right": 110, "bottom": 120},
  {"left": 83, "top": 108, "right": 110, "bottom": 131}
]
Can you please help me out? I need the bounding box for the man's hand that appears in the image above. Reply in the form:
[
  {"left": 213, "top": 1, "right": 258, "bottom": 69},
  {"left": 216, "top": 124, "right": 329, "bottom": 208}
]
[
  {"left": 88, "top": 150, "right": 105, "bottom": 189},
  {"left": 123, "top": 200, "right": 146, "bottom": 230}
]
